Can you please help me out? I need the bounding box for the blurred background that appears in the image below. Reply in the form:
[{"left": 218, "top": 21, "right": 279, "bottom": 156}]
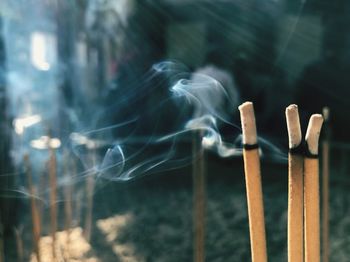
[{"left": 1, "top": 0, "right": 350, "bottom": 261}]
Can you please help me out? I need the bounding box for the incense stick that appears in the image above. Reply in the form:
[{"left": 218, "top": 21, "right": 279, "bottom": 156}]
[
  {"left": 24, "top": 154, "right": 42, "bottom": 262},
  {"left": 14, "top": 226, "right": 24, "bottom": 262},
  {"left": 63, "top": 151, "right": 73, "bottom": 249},
  {"left": 84, "top": 151, "right": 96, "bottom": 242},
  {"left": 304, "top": 114, "right": 323, "bottom": 262},
  {"left": 192, "top": 132, "right": 206, "bottom": 262},
  {"left": 239, "top": 102, "right": 267, "bottom": 262},
  {"left": 322, "top": 107, "right": 330, "bottom": 262},
  {"left": 49, "top": 148, "right": 57, "bottom": 258},
  {"left": 286, "top": 105, "right": 304, "bottom": 262}
]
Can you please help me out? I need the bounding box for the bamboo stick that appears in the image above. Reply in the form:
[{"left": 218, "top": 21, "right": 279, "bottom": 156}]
[
  {"left": 48, "top": 148, "right": 57, "bottom": 259},
  {"left": 193, "top": 132, "right": 206, "bottom": 262},
  {"left": 304, "top": 114, "right": 323, "bottom": 262},
  {"left": 322, "top": 107, "right": 330, "bottom": 262},
  {"left": 239, "top": 102, "right": 267, "bottom": 262},
  {"left": 24, "top": 154, "right": 41, "bottom": 262},
  {"left": 286, "top": 105, "right": 304, "bottom": 262}
]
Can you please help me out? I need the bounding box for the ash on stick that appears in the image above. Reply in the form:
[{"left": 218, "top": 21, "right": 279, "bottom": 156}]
[
  {"left": 239, "top": 102, "right": 267, "bottom": 262},
  {"left": 286, "top": 105, "right": 304, "bottom": 262},
  {"left": 304, "top": 114, "right": 323, "bottom": 262},
  {"left": 322, "top": 107, "right": 330, "bottom": 262},
  {"left": 192, "top": 132, "right": 206, "bottom": 262}
]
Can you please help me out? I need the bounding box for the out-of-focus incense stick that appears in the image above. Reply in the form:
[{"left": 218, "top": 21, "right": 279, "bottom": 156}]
[
  {"left": 24, "top": 154, "right": 41, "bottom": 262},
  {"left": 14, "top": 226, "right": 24, "bottom": 262},
  {"left": 49, "top": 148, "right": 57, "bottom": 259},
  {"left": 84, "top": 152, "right": 96, "bottom": 242},
  {"left": 63, "top": 151, "right": 73, "bottom": 245},
  {"left": 192, "top": 132, "right": 206, "bottom": 262},
  {"left": 322, "top": 107, "right": 330, "bottom": 262}
]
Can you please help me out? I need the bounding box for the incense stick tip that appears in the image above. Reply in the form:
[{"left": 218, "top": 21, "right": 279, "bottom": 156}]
[
  {"left": 238, "top": 101, "right": 257, "bottom": 145},
  {"left": 285, "top": 104, "right": 302, "bottom": 148},
  {"left": 305, "top": 114, "right": 324, "bottom": 155}
]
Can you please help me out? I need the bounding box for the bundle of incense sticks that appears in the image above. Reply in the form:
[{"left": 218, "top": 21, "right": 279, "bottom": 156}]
[{"left": 238, "top": 102, "right": 323, "bottom": 262}]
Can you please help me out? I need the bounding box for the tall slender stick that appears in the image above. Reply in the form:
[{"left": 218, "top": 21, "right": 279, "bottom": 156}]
[
  {"left": 192, "top": 132, "right": 206, "bottom": 262},
  {"left": 24, "top": 154, "right": 42, "bottom": 262},
  {"left": 84, "top": 151, "right": 96, "bottom": 242},
  {"left": 239, "top": 102, "right": 267, "bottom": 262},
  {"left": 286, "top": 105, "right": 304, "bottom": 262},
  {"left": 304, "top": 114, "right": 323, "bottom": 262},
  {"left": 63, "top": 151, "right": 73, "bottom": 246},
  {"left": 322, "top": 107, "right": 330, "bottom": 262},
  {"left": 48, "top": 148, "right": 57, "bottom": 259},
  {"left": 14, "top": 226, "right": 24, "bottom": 262}
]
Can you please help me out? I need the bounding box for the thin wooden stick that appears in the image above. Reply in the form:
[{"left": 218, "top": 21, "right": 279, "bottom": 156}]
[
  {"left": 239, "top": 102, "right": 267, "bottom": 262},
  {"left": 63, "top": 151, "right": 73, "bottom": 247},
  {"left": 84, "top": 152, "right": 96, "bottom": 242},
  {"left": 24, "top": 154, "right": 42, "bottom": 262},
  {"left": 304, "top": 114, "right": 323, "bottom": 262},
  {"left": 192, "top": 132, "right": 206, "bottom": 262},
  {"left": 14, "top": 226, "right": 24, "bottom": 262},
  {"left": 48, "top": 148, "right": 57, "bottom": 259},
  {"left": 322, "top": 107, "right": 330, "bottom": 262},
  {"left": 286, "top": 105, "right": 304, "bottom": 262}
]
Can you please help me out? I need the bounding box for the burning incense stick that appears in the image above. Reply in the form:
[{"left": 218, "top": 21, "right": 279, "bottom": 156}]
[
  {"left": 286, "top": 105, "right": 304, "bottom": 262},
  {"left": 239, "top": 102, "right": 267, "bottom": 262},
  {"left": 24, "top": 154, "right": 42, "bottom": 262},
  {"left": 322, "top": 107, "right": 330, "bottom": 262},
  {"left": 192, "top": 132, "right": 206, "bottom": 262},
  {"left": 48, "top": 148, "right": 57, "bottom": 258},
  {"left": 304, "top": 114, "right": 323, "bottom": 262}
]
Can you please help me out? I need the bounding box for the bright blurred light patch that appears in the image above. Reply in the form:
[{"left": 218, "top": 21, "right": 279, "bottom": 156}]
[
  {"left": 13, "top": 115, "right": 42, "bottom": 135},
  {"left": 30, "top": 32, "right": 56, "bottom": 71},
  {"left": 30, "top": 136, "right": 61, "bottom": 149}
]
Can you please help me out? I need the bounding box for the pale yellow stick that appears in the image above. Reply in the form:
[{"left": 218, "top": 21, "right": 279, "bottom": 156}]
[
  {"left": 193, "top": 133, "right": 206, "bottom": 262},
  {"left": 286, "top": 105, "right": 304, "bottom": 262},
  {"left": 304, "top": 114, "right": 323, "bottom": 262},
  {"left": 24, "top": 155, "right": 42, "bottom": 262},
  {"left": 239, "top": 102, "right": 267, "bottom": 262},
  {"left": 322, "top": 108, "right": 330, "bottom": 262}
]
